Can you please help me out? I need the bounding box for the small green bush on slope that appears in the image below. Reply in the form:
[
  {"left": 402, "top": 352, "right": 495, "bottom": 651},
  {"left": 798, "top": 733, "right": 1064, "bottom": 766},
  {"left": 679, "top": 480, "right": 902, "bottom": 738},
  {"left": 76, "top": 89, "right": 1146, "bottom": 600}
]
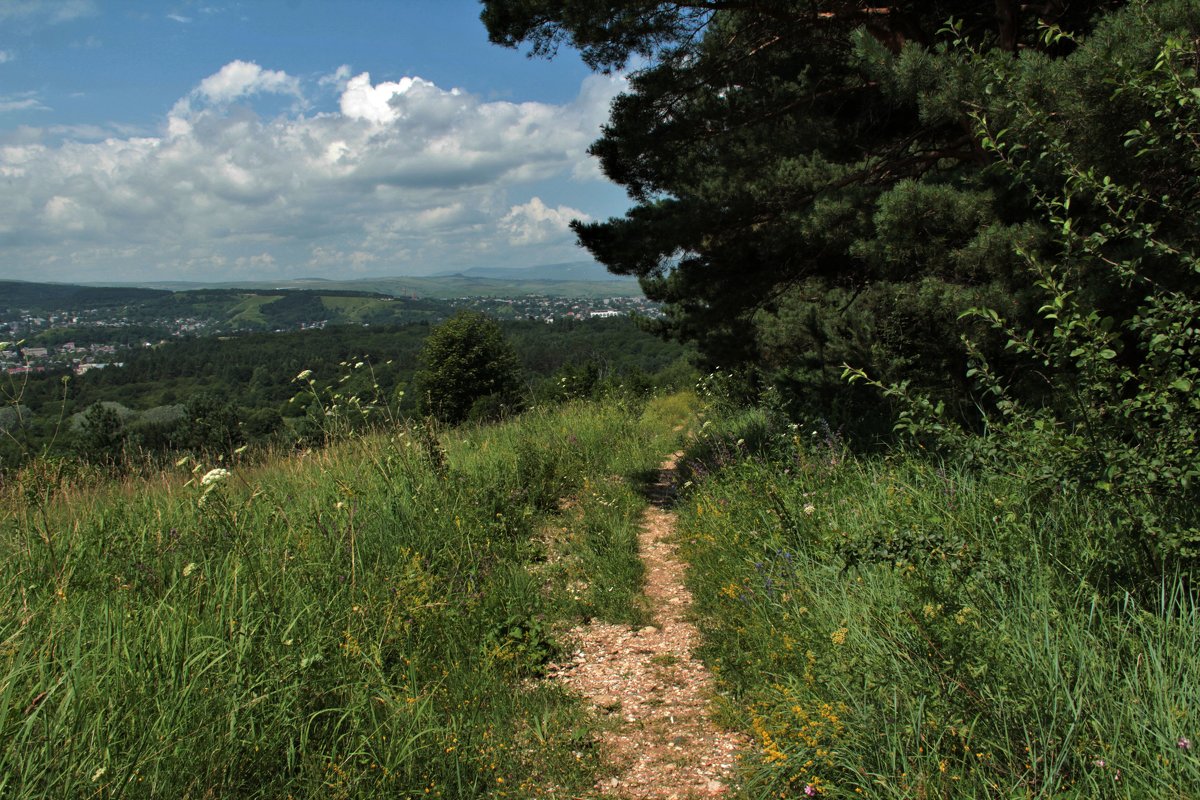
[
  {"left": 676, "top": 416, "right": 1199, "bottom": 798},
  {"left": 0, "top": 394, "right": 691, "bottom": 798}
]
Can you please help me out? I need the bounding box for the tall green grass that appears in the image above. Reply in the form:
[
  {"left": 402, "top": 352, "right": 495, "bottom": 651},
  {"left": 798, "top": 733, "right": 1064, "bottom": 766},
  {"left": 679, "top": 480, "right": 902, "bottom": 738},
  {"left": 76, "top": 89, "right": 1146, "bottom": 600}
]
[
  {"left": 0, "top": 394, "right": 691, "bottom": 798},
  {"left": 676, "top": 410, "right": 1200, "bottom": 798}
]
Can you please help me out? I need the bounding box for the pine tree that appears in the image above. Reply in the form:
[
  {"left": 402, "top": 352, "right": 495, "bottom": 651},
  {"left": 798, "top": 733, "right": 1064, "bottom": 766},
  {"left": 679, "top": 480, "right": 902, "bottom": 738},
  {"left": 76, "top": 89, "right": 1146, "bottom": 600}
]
[{"left": 481, "top": 0, "right": 1133, "bottom": 415}]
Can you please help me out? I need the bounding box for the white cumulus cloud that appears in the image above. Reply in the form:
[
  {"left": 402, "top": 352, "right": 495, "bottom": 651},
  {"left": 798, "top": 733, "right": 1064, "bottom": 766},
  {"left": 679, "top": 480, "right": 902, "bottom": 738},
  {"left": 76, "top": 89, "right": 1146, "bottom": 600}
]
[
  {"left": 502, "top": 197, "right": 590, "bottom": 245},
  {"left": 0, "top": 60, "right": 626, "bottom": 282},
  {"left": 168, "top": 60, "right": 304, "bottom": 134},
  {"left": 197, "top": 60, "right": 301, "bottom": 105}
]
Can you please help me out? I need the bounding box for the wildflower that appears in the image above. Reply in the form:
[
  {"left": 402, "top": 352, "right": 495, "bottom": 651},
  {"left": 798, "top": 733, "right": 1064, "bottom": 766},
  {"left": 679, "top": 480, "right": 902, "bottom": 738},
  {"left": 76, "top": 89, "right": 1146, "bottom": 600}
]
[
  {"left": 803, "top": 503, "right": 816, "bottom": 515},
  {"left": 182, "top": 562, "right": 197, "bottom": 577},
  {"left": 296, "top": 369, "right": 313, "bottom": 381},
  {"left": 200, "top": 468, "right": 230, "bottom": 486},
  {"left": 1093, "top": 758, "right": 1106, "bottom": 768},
  {"left": 1179, "top": 736, "right": 1192, "bottom": 751},
  {"left": 830, "top": 627, "right": 848, "bottom": 646},
  {"left": 804, "top": 785, "right": 817, "bottom": 796}
]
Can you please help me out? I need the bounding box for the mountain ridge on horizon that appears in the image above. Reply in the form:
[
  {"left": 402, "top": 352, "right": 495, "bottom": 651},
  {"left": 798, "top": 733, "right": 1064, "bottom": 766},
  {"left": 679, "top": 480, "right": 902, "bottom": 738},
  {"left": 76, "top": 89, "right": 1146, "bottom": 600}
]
[{"left": 425, "top": 260, "right": 634, "bottom": 282}]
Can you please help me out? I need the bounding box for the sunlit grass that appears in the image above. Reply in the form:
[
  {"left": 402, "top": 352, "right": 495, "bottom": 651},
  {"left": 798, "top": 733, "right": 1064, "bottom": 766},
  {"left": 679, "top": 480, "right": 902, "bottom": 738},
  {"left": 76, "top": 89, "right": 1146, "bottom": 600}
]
[
  {"left": 676, "top": 412, "right": 1200, "bottom": 797},
  {"left": 0, "top": 393, "right": 694, "bottom": 798}
]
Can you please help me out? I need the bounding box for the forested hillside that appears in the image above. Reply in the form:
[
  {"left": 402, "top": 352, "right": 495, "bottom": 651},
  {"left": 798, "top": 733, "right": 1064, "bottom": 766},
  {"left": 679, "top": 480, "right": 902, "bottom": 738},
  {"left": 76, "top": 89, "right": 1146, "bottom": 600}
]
[{"left": 1, "top": 317, "right": 691, "bottom": 468}]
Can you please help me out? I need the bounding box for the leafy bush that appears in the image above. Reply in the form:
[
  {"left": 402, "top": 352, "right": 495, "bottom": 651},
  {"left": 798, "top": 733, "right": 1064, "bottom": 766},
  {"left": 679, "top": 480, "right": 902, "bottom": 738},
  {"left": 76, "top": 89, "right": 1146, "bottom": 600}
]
[
  {"left": 849, "top": 5, "right": 1200, "bottom": 582},
  {"left": 415, "top": 311, "right": 523, "bottom": 425},
  {"left": 965, "top": 14, "right": 1200, "bottom": 579}
]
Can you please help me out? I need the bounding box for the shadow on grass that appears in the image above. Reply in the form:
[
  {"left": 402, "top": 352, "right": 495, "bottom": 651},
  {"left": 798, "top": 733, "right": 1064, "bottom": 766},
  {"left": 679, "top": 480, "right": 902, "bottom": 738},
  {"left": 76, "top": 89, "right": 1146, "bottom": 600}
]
[{"left": 627, "top": 463, "right": 678, "bottom": 509}]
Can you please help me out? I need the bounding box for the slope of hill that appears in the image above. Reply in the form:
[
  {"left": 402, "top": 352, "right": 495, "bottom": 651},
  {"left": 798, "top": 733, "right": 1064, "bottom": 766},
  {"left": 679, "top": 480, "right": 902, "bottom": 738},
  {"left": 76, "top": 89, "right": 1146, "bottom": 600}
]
[
  {"left": 1, "top": 281, "right": 445, "bottom": 331},
  {"left": 0, "top": 281, "right": 170, "bottom": 313},
  {"left": 132, "top": 274, "right": 644, "bottom": 299},
  {"left": 4, "top": 391, "right": 1195, "bottom": 797},
  {"left": 431, "top": 260, "right": 636, "bottom": 283},
  {"left": 0, "top": 396, "right": 692, "bottom": 798}
]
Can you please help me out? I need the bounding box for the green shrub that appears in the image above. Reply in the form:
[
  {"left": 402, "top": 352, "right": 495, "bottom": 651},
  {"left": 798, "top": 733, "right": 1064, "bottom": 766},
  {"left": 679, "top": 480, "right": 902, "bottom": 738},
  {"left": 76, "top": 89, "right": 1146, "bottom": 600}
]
[
  {"left": 849, "top": 7, "right": 1200, "bottom": 583},
  {"left": 415, "top": 311, "right": 523, "bottom": 425}
]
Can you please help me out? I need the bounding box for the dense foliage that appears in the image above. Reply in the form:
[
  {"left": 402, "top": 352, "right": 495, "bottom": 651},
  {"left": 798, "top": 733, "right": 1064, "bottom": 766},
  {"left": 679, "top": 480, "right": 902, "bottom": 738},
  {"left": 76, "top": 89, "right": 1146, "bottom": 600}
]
[
  {"left": 415, "top": 312, "right": 525, "bottom": 424},
  {"left": 0, "top": 317, "right": 692, "bottom": 470},
  {"left": 481, "top": 0, "right": 1200, "bottom": 424},
  {"left": 833, "top": 3, "right": 1200, "bottom": 578},
  {"left": 485, "top": 0, "right": 1200, "bottom": 569}
]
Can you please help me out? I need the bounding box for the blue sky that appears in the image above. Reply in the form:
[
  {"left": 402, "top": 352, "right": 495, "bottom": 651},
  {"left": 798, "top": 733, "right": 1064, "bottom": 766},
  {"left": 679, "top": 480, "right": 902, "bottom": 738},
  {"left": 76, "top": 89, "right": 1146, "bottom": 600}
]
[{"left": 0, "top": 1, "right": 631, "bottom": 283}]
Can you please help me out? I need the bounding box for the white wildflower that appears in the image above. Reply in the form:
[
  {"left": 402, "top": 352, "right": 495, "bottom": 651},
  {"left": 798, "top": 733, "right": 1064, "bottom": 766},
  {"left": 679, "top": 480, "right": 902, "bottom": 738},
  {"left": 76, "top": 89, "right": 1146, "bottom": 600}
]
[
  {"left": 803, "top": 503, "right": 816, "bottom": 515},
  {"left": 200, "top": 468, "right": 230, "bottom": 486},
  {"left": 296, "top": 369, "right": 313, "bottom": 381}
]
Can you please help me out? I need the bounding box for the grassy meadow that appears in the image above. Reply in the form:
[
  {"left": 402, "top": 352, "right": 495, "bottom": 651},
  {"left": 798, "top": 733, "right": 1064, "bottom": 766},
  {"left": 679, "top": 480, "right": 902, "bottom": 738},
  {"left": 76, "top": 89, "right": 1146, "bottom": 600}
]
[
  {"left": 675, "top": 408, "right": 1200, "bottom": 798},
  {"left": 2, "top": 389, "right": 1197, "bottom": 798},
  {"left": 0, "top": 394, "right": 690, "bottom": 798}
]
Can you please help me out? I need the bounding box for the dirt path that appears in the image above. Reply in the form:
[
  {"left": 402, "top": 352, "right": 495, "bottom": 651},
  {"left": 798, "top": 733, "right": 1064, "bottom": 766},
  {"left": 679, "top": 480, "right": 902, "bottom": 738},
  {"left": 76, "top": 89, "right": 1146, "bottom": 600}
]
[{"left": 548, "top": 454, "right": 747, "bottom": 798}]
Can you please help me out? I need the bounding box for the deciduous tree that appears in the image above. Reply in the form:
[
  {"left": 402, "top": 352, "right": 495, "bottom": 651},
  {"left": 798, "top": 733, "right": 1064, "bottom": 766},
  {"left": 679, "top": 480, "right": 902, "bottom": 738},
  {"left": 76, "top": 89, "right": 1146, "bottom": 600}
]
[{"left": 415, "top": 311, "right": 524, "bottom": 424}]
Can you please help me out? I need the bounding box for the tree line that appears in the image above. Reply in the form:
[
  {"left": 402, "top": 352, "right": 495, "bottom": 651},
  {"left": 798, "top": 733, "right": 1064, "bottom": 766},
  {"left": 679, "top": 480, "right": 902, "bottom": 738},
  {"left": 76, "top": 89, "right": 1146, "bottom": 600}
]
[{"left": 0, "top": 316, "right": 692, "bottom": 469}]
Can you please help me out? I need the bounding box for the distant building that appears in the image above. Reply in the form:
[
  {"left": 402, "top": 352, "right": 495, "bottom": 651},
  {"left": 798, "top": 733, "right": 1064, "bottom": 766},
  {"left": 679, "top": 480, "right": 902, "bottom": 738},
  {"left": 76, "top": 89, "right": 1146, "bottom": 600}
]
[
  {"left": 75, "top": 363, "right": 109, "bottom": 375},
  {"left": 21, "top": 347, "right": 49, "bottom": 359}
]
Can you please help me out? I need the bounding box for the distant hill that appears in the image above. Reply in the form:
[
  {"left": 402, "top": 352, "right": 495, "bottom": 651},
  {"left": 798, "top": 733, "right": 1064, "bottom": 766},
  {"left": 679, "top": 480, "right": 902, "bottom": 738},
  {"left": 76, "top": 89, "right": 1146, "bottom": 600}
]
[
  {"left": 1, "top": 274, "right": 648, "bottom": 339},
  {"left": 129, "top": 273, "right": 644, "bottom": 300},
  {"left": 430, "top": 261, "right": 635, "bottom": 283},
  {"left": 0, "top": 280, "right": 445, "bottom": 329},
  {"left": 0, "top": 280, "right": 170, "bottom": 313}
]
